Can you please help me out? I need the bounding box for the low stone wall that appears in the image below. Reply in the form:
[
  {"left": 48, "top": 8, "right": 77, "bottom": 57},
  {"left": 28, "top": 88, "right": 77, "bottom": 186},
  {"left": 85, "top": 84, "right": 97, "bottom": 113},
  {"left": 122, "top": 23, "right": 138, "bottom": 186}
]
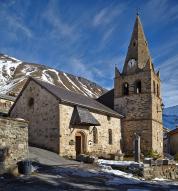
[
  {"left": 143, "top": 159, "right": 178, "bottom": 180},
  {"left": 0, "top": 117, "right": 28, "bottom": 174}
]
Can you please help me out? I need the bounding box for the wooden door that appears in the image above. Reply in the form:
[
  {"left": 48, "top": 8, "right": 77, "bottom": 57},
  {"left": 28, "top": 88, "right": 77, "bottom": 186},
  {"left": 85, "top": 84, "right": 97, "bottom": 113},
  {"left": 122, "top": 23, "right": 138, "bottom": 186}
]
[{"left": 75, "top": 136, "right": 81, "bottom": 156}]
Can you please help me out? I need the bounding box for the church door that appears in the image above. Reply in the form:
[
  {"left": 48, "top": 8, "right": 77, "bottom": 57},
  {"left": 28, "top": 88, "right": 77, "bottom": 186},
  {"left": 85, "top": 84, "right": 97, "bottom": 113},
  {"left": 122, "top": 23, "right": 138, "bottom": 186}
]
[{"left": 75, "top": 132, "right": 86, "bottom": 156}]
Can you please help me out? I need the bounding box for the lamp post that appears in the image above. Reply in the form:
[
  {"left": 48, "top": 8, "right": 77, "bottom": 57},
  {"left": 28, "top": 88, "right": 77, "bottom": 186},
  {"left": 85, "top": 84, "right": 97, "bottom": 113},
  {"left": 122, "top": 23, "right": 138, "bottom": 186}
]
[{"left": 157, "top": 103, "right": 165, "bottom": 113}]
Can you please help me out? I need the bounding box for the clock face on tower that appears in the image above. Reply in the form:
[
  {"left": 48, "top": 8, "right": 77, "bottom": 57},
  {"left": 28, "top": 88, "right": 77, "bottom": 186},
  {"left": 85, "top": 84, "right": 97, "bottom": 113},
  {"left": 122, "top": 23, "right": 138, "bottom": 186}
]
[{"left": 128, "top": 59, "right": 136, "bottom": 68}]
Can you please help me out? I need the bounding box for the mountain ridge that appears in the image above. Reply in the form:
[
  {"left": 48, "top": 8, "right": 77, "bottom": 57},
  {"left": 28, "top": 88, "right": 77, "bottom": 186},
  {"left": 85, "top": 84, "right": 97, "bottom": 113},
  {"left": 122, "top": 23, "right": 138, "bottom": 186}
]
[
  {"left": 0, "top": 53, "right": 107, "bottom": 99},
  {"left": 163, "top": 105, "right": 178, "bottom": 130}
]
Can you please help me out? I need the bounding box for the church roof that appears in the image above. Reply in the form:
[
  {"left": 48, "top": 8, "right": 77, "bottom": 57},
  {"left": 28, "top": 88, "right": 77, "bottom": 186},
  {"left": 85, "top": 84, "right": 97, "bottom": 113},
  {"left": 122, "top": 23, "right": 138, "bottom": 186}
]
[
  {"left": 12, "top": 77, "right": 122, "bottom": 118},
  {"left": 97, "top": 89, "right": 114, "bottom": 110},
  {"left": 123, "top": 15, "right": 151, "bottom": 74},
  {"left": 70, "top": 106, "right": 100, "bottom": 126},
  {"left": 168, "top": 128, "right": 178, "bottom": 136}
]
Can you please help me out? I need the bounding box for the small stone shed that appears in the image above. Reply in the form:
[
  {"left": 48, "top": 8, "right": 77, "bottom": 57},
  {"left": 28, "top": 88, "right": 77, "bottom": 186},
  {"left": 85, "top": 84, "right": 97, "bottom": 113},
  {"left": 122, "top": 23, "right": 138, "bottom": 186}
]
[
  {"left": 10, "top": 77, "right": 123, "bottom": 158},
  {"left": 168, "top": 128, "right": 178, "bottom": 155},
  {"left": 0, "top": 94, "right": 16, "bottom": 116},
  {"left": 0, "top": 117, "right": 28, "bottom": 174}
]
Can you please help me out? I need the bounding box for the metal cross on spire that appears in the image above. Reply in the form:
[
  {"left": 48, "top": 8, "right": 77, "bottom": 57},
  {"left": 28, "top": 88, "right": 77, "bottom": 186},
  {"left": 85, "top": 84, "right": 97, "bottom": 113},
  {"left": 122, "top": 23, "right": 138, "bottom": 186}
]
[{"left": 136, "top": 8, "right": 140, "bottom": 16}]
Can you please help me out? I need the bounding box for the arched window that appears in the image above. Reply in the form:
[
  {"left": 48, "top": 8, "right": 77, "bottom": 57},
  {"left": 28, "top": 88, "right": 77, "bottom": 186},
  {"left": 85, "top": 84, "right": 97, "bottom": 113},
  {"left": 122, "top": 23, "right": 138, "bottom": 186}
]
[
  {"left": 108, "top": 129, "right": 112, "bottom": 145},
  {"left": 93, "top": 127, "right": 98, "bottom": 144},
  {"left": 153, "top": 81, "right": 156, "bottom": 94},
  {"left": 157, "top": 84, "right": 160, "bottom": 97},
  {"left": 123, "top": 82, "right": 129, "bottom": 96},
  {"left": 135, "top": 80, "right": 141, "bottom": 94},
  {"left": 28, "top": 97, "right": 34, "bottom": 107}
]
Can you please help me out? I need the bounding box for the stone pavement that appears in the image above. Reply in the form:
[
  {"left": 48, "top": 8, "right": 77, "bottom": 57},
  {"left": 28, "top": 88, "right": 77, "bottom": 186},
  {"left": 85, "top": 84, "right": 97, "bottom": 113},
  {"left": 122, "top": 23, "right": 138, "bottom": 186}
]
[{"left": 29, "top": 146, "right": 79, "bottom": 166}]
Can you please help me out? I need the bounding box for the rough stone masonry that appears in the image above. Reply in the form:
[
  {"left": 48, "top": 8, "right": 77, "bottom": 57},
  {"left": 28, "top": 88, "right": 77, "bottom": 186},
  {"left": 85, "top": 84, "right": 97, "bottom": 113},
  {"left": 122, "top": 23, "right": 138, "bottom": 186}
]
[{"left": 0, "top": 117, "right": 28, "bottom": 174}]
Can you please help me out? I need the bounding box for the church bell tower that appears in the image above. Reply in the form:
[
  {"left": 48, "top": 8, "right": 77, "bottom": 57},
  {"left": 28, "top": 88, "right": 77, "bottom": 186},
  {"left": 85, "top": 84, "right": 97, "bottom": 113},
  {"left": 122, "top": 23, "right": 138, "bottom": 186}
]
[{"left": 114, "top": 15, "right": 163, "bottom": 155}]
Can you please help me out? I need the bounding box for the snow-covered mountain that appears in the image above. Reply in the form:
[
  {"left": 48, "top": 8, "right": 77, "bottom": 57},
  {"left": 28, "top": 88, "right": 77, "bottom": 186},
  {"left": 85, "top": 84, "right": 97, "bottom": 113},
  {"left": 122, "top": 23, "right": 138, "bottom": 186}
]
[
  {"left": 0, "top": 53, "right": 107, "bottom": 98},
  {"left": 163, "top": 105, "right": 178, "bottom": 130}
]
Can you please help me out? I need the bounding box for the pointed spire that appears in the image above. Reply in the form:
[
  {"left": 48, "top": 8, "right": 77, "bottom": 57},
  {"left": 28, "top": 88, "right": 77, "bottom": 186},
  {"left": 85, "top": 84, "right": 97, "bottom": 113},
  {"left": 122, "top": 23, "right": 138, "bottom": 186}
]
[
  {"left": 115, "top": 64, "right": 121, "bottom": 78},
  {"left": 123, "top": 15, "right": 151, "bottom": 74},
  {"left": 157, "top": 70, "right": 160, "bottom": 77}
]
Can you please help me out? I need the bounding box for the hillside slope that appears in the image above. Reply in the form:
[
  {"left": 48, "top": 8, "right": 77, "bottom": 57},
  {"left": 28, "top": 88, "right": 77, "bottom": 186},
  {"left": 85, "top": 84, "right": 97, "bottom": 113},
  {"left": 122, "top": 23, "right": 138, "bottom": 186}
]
[{"left": 0, "top": 53, "right": 106, "bottom": 98}]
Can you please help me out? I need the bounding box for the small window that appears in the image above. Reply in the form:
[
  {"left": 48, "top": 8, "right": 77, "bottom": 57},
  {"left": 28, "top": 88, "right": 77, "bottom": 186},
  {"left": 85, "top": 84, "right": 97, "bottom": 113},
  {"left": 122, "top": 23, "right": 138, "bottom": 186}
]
[
  {"left": 107, "top": 116, "right": 111, "bottom": 121},
  {"left": 28, "top": 97, "right": 34, "bottom": 107},
  {"left": 123, "top": 82, "right": 129, "bottom": 96},
  {"left": 157, "top": 84, "right": 160, "bottom": 97},
  {"left": 153, "top": 81, "right": 156, "bottom": 94},
  {"left": 93, "top": 127, "right": 98, "bottom": 144},
  {"left": 108, "top": 129, "right": 112, "bottom": 145},
  {"left": 135, "top": 80, "right": 141, "bottom": 94}
]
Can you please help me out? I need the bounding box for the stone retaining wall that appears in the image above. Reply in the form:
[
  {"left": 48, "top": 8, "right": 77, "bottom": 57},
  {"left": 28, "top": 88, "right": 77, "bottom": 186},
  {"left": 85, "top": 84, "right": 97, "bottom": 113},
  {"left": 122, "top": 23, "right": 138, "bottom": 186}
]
[
  {"left": 143, "top": 159, "right": 178, "bottom": 180},
  {"left": 0, "top": 117, "right": 28, "bottom": 174}
]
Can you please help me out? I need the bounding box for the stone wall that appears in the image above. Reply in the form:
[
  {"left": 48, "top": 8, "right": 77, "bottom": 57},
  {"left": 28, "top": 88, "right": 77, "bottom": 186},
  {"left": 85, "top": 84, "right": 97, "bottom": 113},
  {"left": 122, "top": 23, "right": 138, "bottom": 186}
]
[
  {"left": 10, "top": 80, "right": 59, "bottom": 153},
  {"left": 143, "top": 162, "right": 178, "bottom": 180},
  {"left": 0, "top": 117, "right": 28, "bottom": 174},
  {"left": 59, "top": 104, "right": 121, "bottom": 158}
]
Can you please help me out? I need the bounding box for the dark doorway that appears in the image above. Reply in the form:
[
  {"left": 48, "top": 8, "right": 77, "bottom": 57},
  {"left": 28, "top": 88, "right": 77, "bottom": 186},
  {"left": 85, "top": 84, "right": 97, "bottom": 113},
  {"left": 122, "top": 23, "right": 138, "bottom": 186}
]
[
  {"left": 75, "top": 132, "right": 86, "bottom": 156},
  {"left": 75, "top": 136, "right": 82, "bottom": 156}
]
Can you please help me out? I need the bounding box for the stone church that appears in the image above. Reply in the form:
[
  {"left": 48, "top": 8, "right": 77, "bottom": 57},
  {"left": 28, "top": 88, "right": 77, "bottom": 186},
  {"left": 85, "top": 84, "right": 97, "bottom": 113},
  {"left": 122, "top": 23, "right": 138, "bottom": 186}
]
[
  {"left": 9, "top": 15, "right": 163, "bottom": 157},
  {"left": 9, "top": 77, "right": 122, "bottom": 158}
]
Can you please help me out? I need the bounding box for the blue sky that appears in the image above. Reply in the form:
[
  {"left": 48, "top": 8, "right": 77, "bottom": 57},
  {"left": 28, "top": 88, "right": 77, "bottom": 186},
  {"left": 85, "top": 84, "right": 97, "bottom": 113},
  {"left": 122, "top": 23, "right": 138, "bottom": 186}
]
[{"left": 0, "top": 0, "right": 178, "bottom": 107}]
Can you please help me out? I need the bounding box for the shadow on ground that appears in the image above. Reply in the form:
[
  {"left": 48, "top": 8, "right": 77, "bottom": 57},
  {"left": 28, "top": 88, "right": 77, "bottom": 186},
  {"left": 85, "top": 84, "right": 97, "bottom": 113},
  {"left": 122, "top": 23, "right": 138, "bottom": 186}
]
[{"left": 0, "top": 162, "right": 178, "bottom": 191}]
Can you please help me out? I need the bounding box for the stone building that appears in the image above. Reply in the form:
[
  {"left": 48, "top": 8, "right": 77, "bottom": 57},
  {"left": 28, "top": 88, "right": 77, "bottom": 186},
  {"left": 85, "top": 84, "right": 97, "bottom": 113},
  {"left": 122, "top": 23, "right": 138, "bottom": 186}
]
[
  {"left": 168, "top": 128, "right": 178, "bottom": 155},
  {"left": 114, "top": 15, "right": 163, "bottom": 155},
  {"left": 0, "top": 117, "right": 28, "bottom": 174},
  {"left": 0, "top": 94, "right": 15, "bottom": 116},
  {"left": 10, "top": 77, "right": 122, "bottom": 158}
]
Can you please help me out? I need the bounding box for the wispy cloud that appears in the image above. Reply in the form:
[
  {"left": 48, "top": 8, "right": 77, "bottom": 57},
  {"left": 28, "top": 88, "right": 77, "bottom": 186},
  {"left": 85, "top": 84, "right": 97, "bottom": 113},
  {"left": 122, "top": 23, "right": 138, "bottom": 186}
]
[
  {"left": 92, "top": 3, "right": 126, "bottom": 27},
  {"left": 67, "top": 57, "right": 94, "bottom": 81},
  {"left": 143, "top": 0, "right": 178, "bottom": 26},
  {"left": 42, "top": 0, "right": 76, "bottom": 40},
  {"left": 0, "top": 9, "right": 33, "bottom": 39},
  {"left": 158, "top": 53, "right": 178, "bottom": 107},
  {"left": 102, "top": 26, "right": 115, "bottom": 43}
]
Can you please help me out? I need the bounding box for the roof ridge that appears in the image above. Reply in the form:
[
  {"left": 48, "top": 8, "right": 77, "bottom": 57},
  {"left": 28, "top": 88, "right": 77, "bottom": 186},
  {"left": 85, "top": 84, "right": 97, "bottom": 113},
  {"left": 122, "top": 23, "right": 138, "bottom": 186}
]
[{"left": 30, "top": 77, "right": 123, "bottom": 118}]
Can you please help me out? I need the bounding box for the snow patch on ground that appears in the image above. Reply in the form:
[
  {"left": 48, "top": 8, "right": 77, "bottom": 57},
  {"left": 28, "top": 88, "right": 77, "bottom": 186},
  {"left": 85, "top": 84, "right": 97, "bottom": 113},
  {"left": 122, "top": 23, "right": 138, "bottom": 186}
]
[
  {"left": 106, "top": 177, "right": 141, "bottom": 185},
  {"left": 41, "top": 70, "right": 54, "bottom": 84},
  {"left": 63, "top": 73, "right": 86, "bottom": 94},
  {"left": 48, "top": 69, "right": 70, "bottom": 90},
  {"left": 76, "top": 77, "right": 96, "bottom": 97},
  {"left": 21, "top": 65, "right": 38, "bottom": 76},
  {"left": 0, "top": 59, "right": 21, "bottom": 85},
  {"left": 98, "top": 159, "right": 142, "bottom": 167},
  {"left": 54, "top": 167, "right": 99, "bottom": 178},
  {"left": 0, "top": 55, "right": 22, "bottom": 93}
]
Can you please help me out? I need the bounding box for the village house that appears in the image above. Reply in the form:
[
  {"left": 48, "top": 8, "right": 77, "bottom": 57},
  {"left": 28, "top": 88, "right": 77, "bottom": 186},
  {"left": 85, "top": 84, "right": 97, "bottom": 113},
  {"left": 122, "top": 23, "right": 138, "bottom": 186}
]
[
  {"left": 167, "top": 127, "right": 178, "bottom": 156},
  {"left": 9, "top": 77, "right": 123, "bottom": 158}
]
